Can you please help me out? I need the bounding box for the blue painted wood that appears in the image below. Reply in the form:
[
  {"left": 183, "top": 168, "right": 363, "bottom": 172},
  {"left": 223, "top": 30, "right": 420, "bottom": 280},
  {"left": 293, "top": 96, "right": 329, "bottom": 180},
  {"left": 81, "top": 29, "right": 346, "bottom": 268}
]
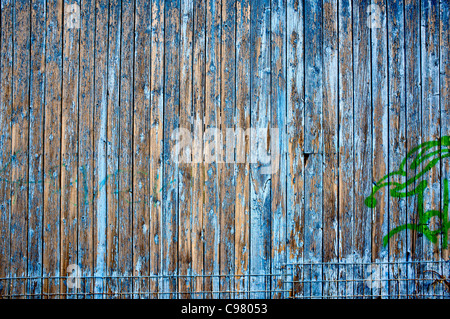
[
  {"left": 117, "top": 0, "right": 135, "bottom": 299},
  {"left": 93, "top": 0, "right": 109, "bottom": 298},
  {"left": 163, "top": 0, "right": 180, "bottom": 299},
  {"left": 286, "top": 0, "right": 305, "bottom": 299},
  {"left": 78, "top": 0, "right": 96, "bottom": 299},
  {"left": 149, "top": 0, "right": 165, "bottom": 299},
  {"left": 28, "top": 0, "right": 46, "bottom": 298},
  {"left": 235, "top": 0, "right": 251, "bottom": 299},
  {"left": 61, "top": 0, "right": 80, "bottom": 299},
  {"left": 387, "top": 0, "right": 407, "bottom": 298},
  {"left": 421, "top": 0, "right": 442, "bottom": 298},
  {"left": 250, "top": 0, "right": 271, "bottom": 299},
  {"left": 337, "top": 0, "right": 354, "bottom": 298},
  {"left": 106, "top": 0, "right": 121, "bottom": 297},
  {"left": 0, "top": 0, "right": 449, "bottom": 299},
  {"left": 304, "top": 0, "right": 323, "bottom": 299},
  {"left": 440, "top": 0, "right": 450, "bottom": 298},
  {"left": 0, "top": 0, "right": 14, "bottom": 298},
  {"left": 405, "top": 0, "right": 422, "bottom": 298},
  {"left": 178, "top": 0, "right": 194, "bottom": 298},
  {"left": 370, "top": 0, "right": 389, "bottom": 298},
  {"left": 322, "top": 0, "right": 339, "bottom": 298},
  {"left": 133, "top": 0, "right": 152, "bottom": 298},
  {"left": 270, "top": 0, "right": 288, "bottom": 299},
  {"left": 43, "top": 0, "right": 63, "bottom": 298},
  {"left": 190, "top": 0, "right": 206, "bottom": 299},
  {"left": 10, "top": 0, "right": 30, "bottom": 298},
  {"left": 353, "top": 0, "right": 373, "bottom": 298},
  {"left": 220, "top": 0, "right": 236, "bottom": 299},
  {"left": 204, "top": 0, "right": 221, "bottom": 299}
]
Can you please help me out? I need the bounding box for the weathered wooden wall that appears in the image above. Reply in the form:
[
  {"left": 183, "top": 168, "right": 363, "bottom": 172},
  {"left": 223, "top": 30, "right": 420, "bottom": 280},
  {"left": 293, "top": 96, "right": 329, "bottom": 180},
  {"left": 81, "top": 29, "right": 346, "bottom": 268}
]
[{"left": 0, "top": 0, "right": 449, "bottom": 298}]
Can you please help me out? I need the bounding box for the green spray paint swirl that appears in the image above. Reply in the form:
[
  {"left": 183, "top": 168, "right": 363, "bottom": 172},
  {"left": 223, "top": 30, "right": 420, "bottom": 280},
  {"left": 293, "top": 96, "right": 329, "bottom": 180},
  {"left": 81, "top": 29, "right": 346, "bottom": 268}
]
[{"left": 365, "top": 136, "right": 450, "bottom": 248}]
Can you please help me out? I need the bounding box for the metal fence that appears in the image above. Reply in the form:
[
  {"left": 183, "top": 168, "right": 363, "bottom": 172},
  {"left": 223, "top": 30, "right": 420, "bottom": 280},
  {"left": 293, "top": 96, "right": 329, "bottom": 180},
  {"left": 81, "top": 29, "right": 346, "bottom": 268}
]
[{"left": 1, "top": 260, "right": 449, "bottom": 299}]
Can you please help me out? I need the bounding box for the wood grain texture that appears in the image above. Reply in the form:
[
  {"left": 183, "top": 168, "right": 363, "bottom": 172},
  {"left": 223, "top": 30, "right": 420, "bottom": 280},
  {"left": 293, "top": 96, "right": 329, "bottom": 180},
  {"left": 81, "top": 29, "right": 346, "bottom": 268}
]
[
  {"left": 322, "top": 0, "right": 338, "bottom": 298},
  {"left": 304, "top": 0, "right": 323, "bottom": 299},
  {"left": 387, "top": 0, "right": 407, "bottom": 298},
  {"left": 191, "top": 0, "right": 205, "bottom": 298},
  {"left": 133, "top": 0, "right": 151, "bottom": 298},
  {"left": 178, "top": 0, "right": 194, "bottom": 298},
  {"left": 249, "top": 0, "right": 271, "bottom": 298},
  {"left": 163, "top": 0, "right": 180, "bottom": 298},
  {"left": 220, "top": 0, "right": 236, "bottom": 299},
  {"left": 286, "top": 0, "right": 305, "bottom": 298},
  {"left": 1, "top": 0, "right": 450, "bottom": 299},
  {"left": 353, "top": 0, "right": 372, "bottom": 298},
  {"left": 405, "top": 0, "right": 422, "bottom": 298},
  {"left": 370, "top": 0, "right": 388, "bottom": 298},
  {"left": 93, "top": 0, "right": 109, "bottom": 298},
  {"left": 11, "top": 0, "right": 30, "bottom": 298},
  {"left": 106, "top": 0, "right": 121, "bottom": 297},
  {"left": 28, "top": 0, "right": 46, "bottom": 298},
  {"left": 440, "top": 0, "right": 450, "bottom": 295},
  {"left": 421, "top": 0, "right": 441, "bottom": 298},
  {"left": 117, "top": 0, "right": 134, "bottom": 299},
  {"left": 43, "top": 0, "right": 63, "bottom": 298},
  {"left": 149, "top": 0, "right": 164, "bottom": 298},
  {"left": 0, "top": 0, "right": 13, "bottom": 298},
  {"left": 78, "top": 0, "right": 96, "bottom": 298},
  {"left": 270, "top": 0, "right": 287, "bottom": 299},
  {"left": 234, "top": 0, "right": 250, "bottom": 299},
  {"left": 204, "top": 0, "right": 221, "bottom": 299},
  {"left": 337, "top": 0, "right": 354, "bottom": 298},
  {"left": 61, "top": 0, "right": 80, "bottom": 298}
]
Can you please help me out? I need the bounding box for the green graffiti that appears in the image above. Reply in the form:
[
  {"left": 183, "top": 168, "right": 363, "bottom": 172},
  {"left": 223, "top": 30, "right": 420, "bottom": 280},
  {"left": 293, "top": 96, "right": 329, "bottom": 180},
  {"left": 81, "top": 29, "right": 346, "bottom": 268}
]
[{"left": 365, "top": 136, "right": 450, "bottom": 248}]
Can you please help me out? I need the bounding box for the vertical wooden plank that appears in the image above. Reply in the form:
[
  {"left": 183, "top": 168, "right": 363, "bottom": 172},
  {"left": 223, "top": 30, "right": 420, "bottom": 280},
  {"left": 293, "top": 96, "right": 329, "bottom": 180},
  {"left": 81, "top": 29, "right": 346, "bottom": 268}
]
[
  {"left": 204, "top": 0, "right": 221, "bottom": 299},
  {"left": 190, "top": 0, "right": 205, "bottom": 298},
  {"left": 93, "top": 0, "right": 109, "bottom": 298},
  {"left": 220, "top": 0, "right": 236, "bottom": 299},
  {"left": 78, "top": 0, "right": 96, "bottom": 298},
  {"left": 440, "top": 0, "right": 450, "bottom": 266},
  {"left": 234, "top": 0, "right": 250, "bottom": 299},
  {"left": 163, "top": 0, "right": 180, "bottom": 298},
  {"left": 106, "top": 0, "right": 121, "bottom": 297},
  {"left": 304, "top": 0, "right": 323, "bottom": 155},
  {"left": 118, "top": 0, "right": 134, "bottom": 298},
  {"left": 61, "top": 0, "right": 80, "bottom": 298},
  {"left": 404, "top": 0, "right": 421, "bottom": 298},
  {"left": 133, "top": 0, "right": 151, "bottom": 298},
  {"left": 286, "top": 0, "right": 304, "bottom": 299},
  {"left": 270, "top": 0, "right": 287, "bottom": 299},
  {"left": 178, "top": 0, "right": 193, "bottom": 299},
  {"left": 387, "top": 0, "right": 407, "bottom": 298},
  {"left": 353, "top": 0, "right": 372, "bottom": 298},
  {"left": 303, "top": 154, "right": 322, "bottom": 298},
  {"left": 304, "top": 0, "right": 323, "bottom": 298},
  {"left": 249, "top": 0, "right": 271, "bottom": 298},
  {"left": 11, "top": 0, "right": 30, "bottom": 298},
  {"left": 149, "top": 0, "right": 164, "bottom": 298},
  {"left": 421, "top": 0, "right": 441, "bottom": 298},
  {"left": 323, "top": 0, "right": 339, "bottom": 299},
  {"left": 440, "top": 0, "right": 450, "bottom": 298},
  {"left": 28, "top": 0, "right": 46, "bottom": 298},
  {"left": 370, "top": 0, "right": 388, "bottom": 298},
  {"left": 43, "top": 0, "right": 63, "bottom": 298},
  {"left": 0, "top": 0, "right": 13, "bottom": 298},
  {"left": 338, "top": 0, "right": 354, "bottom": 298}
]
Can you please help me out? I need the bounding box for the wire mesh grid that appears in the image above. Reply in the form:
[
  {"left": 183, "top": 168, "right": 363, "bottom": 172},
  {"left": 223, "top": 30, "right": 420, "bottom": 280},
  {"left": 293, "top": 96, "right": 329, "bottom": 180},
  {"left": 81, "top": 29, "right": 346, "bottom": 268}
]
[
  {"left": 285, "top": 260, "right": 450, "bottom": 299},
  {"left": 1, "top": 260, "right": 449, "bottom": 299}
]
